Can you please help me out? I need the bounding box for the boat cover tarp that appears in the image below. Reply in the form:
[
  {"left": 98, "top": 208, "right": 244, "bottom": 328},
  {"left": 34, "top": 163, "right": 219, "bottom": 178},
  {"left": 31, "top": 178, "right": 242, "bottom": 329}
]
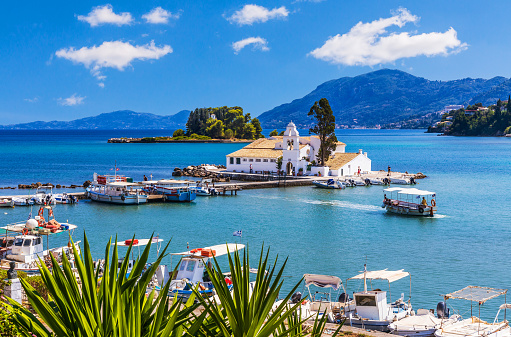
[
  {"left": 304, "top": 274, "right": 341, "bottom": 290},
  {"left": 348, "top": 269, "right": 410, "bottom": 283},
  {"left": 171, "top": 243, "right": 245, "bottom": 257},
  {"left": 445, "top": 286, "right": 507, "bottom": 303},
  {"left": 384, "top": 187, "right": 405, "bottom": 192},
  {"left": 397, "top": 188, "right": 435, "bottom": 196},
  {"left": 114, "top": 238, "right": 164, "bottom": 247}
]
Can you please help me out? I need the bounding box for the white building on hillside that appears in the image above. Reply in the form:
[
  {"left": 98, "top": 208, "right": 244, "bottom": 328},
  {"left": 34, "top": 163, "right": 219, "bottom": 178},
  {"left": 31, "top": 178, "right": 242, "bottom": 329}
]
[{"left": 225, "top": 121, "right": 371, "bottom": 176}]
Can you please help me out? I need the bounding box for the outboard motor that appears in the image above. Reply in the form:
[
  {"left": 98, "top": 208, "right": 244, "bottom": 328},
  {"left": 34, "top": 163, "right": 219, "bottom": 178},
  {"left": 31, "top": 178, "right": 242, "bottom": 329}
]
[
  {"left": 291, "top": 292, "right": 302, "bottom": 304},
  {"left": 339, "top": 293, "right": 351, "bottom": 303},
  {"left": 365, "top": 178, "right": 371, "bottom": 185},
  {"left": 437, "top": 301, "right": 450, "bottom": 318},
  {"left": 410, "top": 177, "right": 416, "bottom": 184}
]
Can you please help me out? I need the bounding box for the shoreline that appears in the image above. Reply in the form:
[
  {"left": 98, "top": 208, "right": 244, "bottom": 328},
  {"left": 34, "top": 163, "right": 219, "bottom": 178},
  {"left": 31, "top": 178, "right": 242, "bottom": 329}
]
[{"left": 108, "top": 137, "right": 254, "bottom": 143}]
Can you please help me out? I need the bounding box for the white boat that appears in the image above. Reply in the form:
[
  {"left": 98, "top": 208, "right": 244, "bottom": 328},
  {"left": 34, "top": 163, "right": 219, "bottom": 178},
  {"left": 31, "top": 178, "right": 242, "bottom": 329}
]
[
  {"left": 87, "top": 173, "right": 148, "bottom": 205},
  {"left": 291, "top": 274, "right": 355, "bottom": 323},
  {"left": 0, "top": 199, "right": 14, "bottom": 207},
  {"left": 383, "top": 188, "right": 437, "bottom": 217},
  {"left": 313, "top": 179, "right": 346, "bottom": 189},
  {"left": 435, "top": 286, "right": 510, "bottom": 337},
  {"left": 12, "top": 196, "right": 35, "bottom": 206},
  {"left": 390, "top": 176, "right": 417, "bottom": 185},
  {"left": 0, "top": 206, "right": 80, "bottom": 274},
  {"left": 33, "top": 186, "right": 56, "bottom": 205},
  {"left": 143, "top": 179, "right": 196, "bottom": 202},
  {"left": 346, "top": 177, "right": 368, "bottom": 186},
  {"left": 54, "top": 193, "right": 78, "bottom": 204},
  {"left": 389, "top": 307, "right": 460, "bottom": 336},
  {"left": 342, "top": 266, "right": 414, "bottom": 332},
  {"left": 365, "top": 177, "right": 387, "bottom": 185},
  {"left": 190, "top": 179, "right": 219, "bottom": 196},
  {"left": 152, "top": 243, "right": 245, "bottom": 299}
]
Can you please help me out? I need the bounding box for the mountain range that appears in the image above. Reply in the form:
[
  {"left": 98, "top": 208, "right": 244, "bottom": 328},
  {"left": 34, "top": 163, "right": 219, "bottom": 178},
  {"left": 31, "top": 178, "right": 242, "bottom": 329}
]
[
  {"left": 0, "top": 110, "right": 190, "bottom": 130},
  {"left": 257, "top": 69, "right": 511, "bottom": 128},
  {"left": 3, "top": 69, "right": 511, "bottom": 130}
]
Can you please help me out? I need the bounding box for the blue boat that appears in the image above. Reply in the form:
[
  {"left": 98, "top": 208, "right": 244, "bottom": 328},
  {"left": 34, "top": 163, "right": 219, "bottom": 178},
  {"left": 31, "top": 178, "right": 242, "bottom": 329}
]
[{"left": 145, "top": 179, "right": 197, "bottom": 202}]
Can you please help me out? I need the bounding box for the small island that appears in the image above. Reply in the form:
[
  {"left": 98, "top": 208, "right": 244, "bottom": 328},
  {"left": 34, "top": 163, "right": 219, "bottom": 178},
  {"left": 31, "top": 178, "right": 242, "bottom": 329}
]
[
  {"left": 108, "top": 106, "right": 264, "bottom": 143},
  {"left": 427, "top": 97, "right": 511, "bottom": 136}
]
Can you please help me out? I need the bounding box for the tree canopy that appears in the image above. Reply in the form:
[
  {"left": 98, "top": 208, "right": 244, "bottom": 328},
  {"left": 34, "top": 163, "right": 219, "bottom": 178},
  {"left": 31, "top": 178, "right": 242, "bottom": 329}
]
[
  {"left": 308, "top": 98, "right": 337, "bottom": 165},
  {"left": 185, "top": 107, "right": 264, "bottom": 140}
]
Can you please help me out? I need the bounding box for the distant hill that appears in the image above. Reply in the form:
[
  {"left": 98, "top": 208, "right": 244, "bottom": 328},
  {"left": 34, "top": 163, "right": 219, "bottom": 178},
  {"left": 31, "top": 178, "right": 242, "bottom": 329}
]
[
  {"left": 258, "top": 69, "right": 511, "bottom": 128},
  {"left": 0, "top": 110, "right": 190, "bottom": 130}
]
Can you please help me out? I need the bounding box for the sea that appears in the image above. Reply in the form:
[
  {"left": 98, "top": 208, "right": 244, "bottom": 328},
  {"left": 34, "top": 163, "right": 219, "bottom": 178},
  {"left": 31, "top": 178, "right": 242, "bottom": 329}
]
[{"left": 1, "top": 129, "right": 510, "bottom": 320}]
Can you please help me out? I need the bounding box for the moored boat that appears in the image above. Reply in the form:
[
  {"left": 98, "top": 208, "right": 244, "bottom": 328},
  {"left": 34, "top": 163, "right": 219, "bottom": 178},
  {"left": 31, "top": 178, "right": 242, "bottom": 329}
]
[
  {"left": 0, "top": 206, "right": 80, "bottom": 274},
  {"left": 146, "top": 179, "right": 196, "bottom": 202},
  {"left": 152, "top": 243, "right": 244, "bottom": 299},
  {"left": 342, "top": 266, "right": 414, "bottom": 331},
  {"left": 87, "top": 173, "right": 148, "bottom": 205},
  {"left": 313, "top": 179, "right": 346, "bottom": 189},
  {"left": 383, "top": 187, "right": 437, "bottom": 217},
  {"left": 434, "top": 286, "right": 510, "bottom": 337},
  {"left": 0, "top": 199, "right": 14, "bottom": 207},
  {"left": 12, "top": 196, "right": 35, "bottom": 206},
  {"left": 389, "top": 306, "right": 460, "bottom": 336}
]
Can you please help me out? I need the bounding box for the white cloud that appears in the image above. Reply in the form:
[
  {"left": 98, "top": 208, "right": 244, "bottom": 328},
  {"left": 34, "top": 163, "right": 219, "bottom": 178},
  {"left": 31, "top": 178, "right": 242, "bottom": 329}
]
[
  {"left": 55, "top": 40, "right": 172, "bottom": 84},
  {"left": 58, "top": 94, "right": 85, "bottom": 106},
  {"left": 142, "top": 7, "right": 180, "bottom": 24},
  {"left": 24, "top": 97, "right": 38, "bottom": 103},
  {"left": 77, "top": 4, "right": 133, "bottom": 27},
  {"left": 232, "top": 37, "right": 269, "bottom": 54},
  {"left": 227, "top": 4, "right": 289, "bottom": 25},
  {"left": 309, "top": 8, "right": 468, "bottom": 66}
]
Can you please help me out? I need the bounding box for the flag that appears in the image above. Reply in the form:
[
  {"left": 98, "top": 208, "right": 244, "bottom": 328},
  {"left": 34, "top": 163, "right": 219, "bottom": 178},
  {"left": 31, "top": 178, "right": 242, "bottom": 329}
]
[{"left": 233, "top": 230, "right": 242, "bottom": 237}]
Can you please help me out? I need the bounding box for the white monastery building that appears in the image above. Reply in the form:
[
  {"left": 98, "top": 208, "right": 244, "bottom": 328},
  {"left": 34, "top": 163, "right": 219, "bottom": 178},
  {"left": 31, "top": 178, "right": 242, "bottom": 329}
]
[{"left": 225, "top": 121, "right": 371, "bottom": 177}]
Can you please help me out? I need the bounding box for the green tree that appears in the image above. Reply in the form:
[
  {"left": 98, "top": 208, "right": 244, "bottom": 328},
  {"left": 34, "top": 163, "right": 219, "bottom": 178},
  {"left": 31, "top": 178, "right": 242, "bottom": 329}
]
[
  {"left": 251, "top": 118, "right": 264, "bottom": 138},
  {"left": 242, "top": 123, "right": 256, "bottom": 140},
  {"left": 244, "top": 113, "right": 252, "bottom": 123},
  {"left": 224, "top": 128, "right": 234, "bottom": 139},
  {"left": 173, "top": 129, "right": 185, "bottom": 138},
  {"left": 206, "top": 120, "right": 225, "bottom": 138},
  {"left": 308, "top": 98, "right": 337, "bottom": 166},
  {"left": 269, "top": 129, "right": 278, "bottom": 137},
  {"left": 276, "top": 156, "right": 283, "bottom": 172},
  {"left": 278, "top": 130, "right": 285, "bottom": 136},
  {"left": 232, "top": 116, "right": 246, "bottom": 138}
]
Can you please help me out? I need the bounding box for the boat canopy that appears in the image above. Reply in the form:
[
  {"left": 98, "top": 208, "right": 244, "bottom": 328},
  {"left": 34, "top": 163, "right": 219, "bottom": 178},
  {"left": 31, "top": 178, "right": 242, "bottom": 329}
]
[
  {"left": 155, "top": 179, "right": 194, "bottom": 185},
  {"left": 106, "top": 182, "right": 144, "bottom": 187},
  {"left": 171, "top": 243, "right": 245, "bottom": 258},
  {"left": 1, "top": 222, "right": 77, "bottom": 235},
  {"left": 500, "top": 303, "right": 511, "bottom": 310},
  {"left": 384, "top": 187, "right": 405, "bottom": 192},
  {"left": 304, "top": 274, "right": 341, "bottom": 290},
  {"left": 397, "top": 188, "right": 435, "bottom": 196},
  {"left": 348, "top": 269, "right": 410, "bottom": 283},
  {"left": 444, "top": 286, "right": 508, "bottom": 303},
  {"left": 114, "top": 238, "right": 164, "bottom": 247}
]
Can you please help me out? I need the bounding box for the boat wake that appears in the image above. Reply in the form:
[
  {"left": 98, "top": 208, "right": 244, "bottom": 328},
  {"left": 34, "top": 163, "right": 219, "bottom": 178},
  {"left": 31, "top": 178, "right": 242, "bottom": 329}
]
[
  {"left": 300, "top": 199, "right": 382, "bottom": 212},
  {"left": 433, "top": 214, "right": 448, "bottom": 219}
]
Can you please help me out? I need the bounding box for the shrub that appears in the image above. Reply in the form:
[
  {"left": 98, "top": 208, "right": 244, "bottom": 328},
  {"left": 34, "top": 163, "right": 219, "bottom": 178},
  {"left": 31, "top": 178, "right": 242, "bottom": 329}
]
[
  {"left": 173, "top": 129, "right": 185, "bottom": 137},
  {"left": 0, "top": 305, "right": 19, "bottom": 337}
]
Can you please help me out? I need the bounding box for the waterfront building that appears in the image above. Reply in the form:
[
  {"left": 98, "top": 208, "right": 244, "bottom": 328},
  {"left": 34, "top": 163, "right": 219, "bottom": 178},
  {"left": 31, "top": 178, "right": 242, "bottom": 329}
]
[{"left": 225, "top": 121, "right": 371, "bottom": 176}]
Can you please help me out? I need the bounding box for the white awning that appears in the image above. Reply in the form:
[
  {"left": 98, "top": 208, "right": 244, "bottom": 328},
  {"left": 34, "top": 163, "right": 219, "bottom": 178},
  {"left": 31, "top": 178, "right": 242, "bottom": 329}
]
[
  {"left": 397, "top": 188, "right": 436, "bottom": 196},
  {"left": 445, "top": 286, "right": 507, "bottom": 303},
  {"left": 304, "top": 274, "right": 341, "bottom": 290},
  {"left": 348, "top": 269, "right": 410, "bottom": 283},
  {"left": 107, "top": 182, "right": 144, "bottom": 187},
  {"left": 171, "top": 243, "right": 245, "bottom": 258},
  {"left": 384, "top": 187, "right": 405, "bottom": 192},
  {"left": 114, "top": 238, "right": 164, "bottom": 247},
  {"left": 500, "top": 303, "right": 511, "bottom": 310}
]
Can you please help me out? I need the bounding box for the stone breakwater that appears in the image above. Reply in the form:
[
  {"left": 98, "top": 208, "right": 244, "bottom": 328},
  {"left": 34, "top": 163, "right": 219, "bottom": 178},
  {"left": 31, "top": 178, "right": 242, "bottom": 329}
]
[
  {"left": 172, "top": 164, "right": 229, "bottom": 181},
  {"left": 13, "top": 181, "right": 91, "bottom": 190}
]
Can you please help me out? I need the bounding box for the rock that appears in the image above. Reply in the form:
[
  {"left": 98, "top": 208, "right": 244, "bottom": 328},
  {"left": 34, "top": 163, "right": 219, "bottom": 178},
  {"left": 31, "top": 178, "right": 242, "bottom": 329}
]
[
  {"left": 35, "top": 182, "right": 42, "bottom": 187},
  {"left": 83, "top": 180, "right": 91, "bottom": 188},
  {"left": 172, "top": 171, "right": 182, "bottom": 177},
  {"left": 70, "top": 185, "right": 79, "bottom": 188},
  {"left": 173, "top": 167, "right": 181, "bottom": 172},
  {"left": 56, "top": 184, "right": 61, "bottom": 188}
]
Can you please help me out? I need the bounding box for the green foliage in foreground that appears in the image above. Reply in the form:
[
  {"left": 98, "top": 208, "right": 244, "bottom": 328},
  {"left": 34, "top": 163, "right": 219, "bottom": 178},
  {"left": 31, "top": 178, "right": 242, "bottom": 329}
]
[{"left": 5, "top": 234, "right": 341, "bottom": 336}]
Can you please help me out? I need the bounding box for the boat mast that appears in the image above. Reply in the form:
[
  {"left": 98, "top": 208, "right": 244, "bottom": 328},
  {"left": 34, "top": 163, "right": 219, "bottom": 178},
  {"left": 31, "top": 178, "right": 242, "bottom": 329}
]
[{"left": 363, "top": 262, "right": 367, "bottom": 292}]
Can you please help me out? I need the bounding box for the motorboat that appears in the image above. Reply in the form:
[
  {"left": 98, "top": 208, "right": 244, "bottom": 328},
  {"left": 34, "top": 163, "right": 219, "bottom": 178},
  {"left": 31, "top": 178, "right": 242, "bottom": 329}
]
[
  {"left": 12, "top": 196, "right": 35, "bottom": 206},
  {"left": 312, "top": 179, "right": 346, "bottom": 189},
  {"left": 190, "top": 179, "right": 219, "bottom": 196},
  {"left": 0, "top": 206, "right": 80, "bottom": 274},
  {"left": 144, "top": 179, "right": 196, "bottom": 202},
  {"left": 365, "top": 177, "right": 388, "bottom": 186},
  {"left": 389, "top": 306, "right": 460, "bottom": 336},
  {"left": 54, "top": 193, "right": 78, "bottom": 204},
  {"left": 383, "top": 188, "right": 437, "bottom": 217},
  {"left": 342, "top": 266, "right": 414, "bottom": 331},
  {"left": 87, "top": 173, "right": 148, "bottom": 205},
  {"left": 435, "top": 286, "right": 511, "bottom": 337},
  {"left": 0, "top": 199, "right": 14, "bottom": 207},
  {"left": 290, "top": 274, "right": 355, "bottom": 323},
  {"left": 390, "top": 176, "right": 417, "bottom": 185},
  {"left": 152, "top": 243, "right": 245, "bottom": 299},
  {"left": 33, "top": 185, "right": 56, "bottom": 205},
  {"left": 346, "top": 177, "right": 368, "bottom": 186}
]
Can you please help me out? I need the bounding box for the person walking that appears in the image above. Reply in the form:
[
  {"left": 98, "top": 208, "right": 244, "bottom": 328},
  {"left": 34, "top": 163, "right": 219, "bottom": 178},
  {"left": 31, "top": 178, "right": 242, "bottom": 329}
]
[{"left": 143, "top": 175, "right": 148, "bottom": 181}]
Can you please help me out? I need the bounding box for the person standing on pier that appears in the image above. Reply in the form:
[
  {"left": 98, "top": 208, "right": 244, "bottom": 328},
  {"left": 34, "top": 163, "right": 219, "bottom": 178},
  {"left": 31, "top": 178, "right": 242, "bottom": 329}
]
[
  {"left": 143, "top": 175, "right": 148, "bottom": 181},
  {"left": 387, "top": 165, "right": 391, "bottom": 176},
  {"left": 250, "top": 164, "right": 253, "bottom": 174}
]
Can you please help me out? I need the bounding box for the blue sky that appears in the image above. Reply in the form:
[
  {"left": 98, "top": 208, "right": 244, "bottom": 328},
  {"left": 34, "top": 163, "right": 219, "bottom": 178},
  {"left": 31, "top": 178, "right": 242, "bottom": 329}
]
[{"left": 2, "top": 0, "right": 511, "bottom": 124}]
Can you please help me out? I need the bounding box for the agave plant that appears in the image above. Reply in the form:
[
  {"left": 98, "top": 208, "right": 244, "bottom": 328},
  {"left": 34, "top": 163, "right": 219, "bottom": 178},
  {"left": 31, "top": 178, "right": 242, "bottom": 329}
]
[
  {"left": 193, "top": 246, "right": 342, "bottom": 337},
  {"left": 5, "top": 233, "right": 201, "bottom": 336}
]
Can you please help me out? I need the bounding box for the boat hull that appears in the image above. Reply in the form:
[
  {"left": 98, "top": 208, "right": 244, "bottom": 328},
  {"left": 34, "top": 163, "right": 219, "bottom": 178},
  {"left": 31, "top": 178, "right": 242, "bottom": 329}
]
[
  {"left": 386, "top": 205, "right": 436, "bottom": 217},
  {"left": 88, "top": 191, "right": 148, "bottom": 204},
  {"left": 164, "top": 191, "right": 197, "bottom": 202}
]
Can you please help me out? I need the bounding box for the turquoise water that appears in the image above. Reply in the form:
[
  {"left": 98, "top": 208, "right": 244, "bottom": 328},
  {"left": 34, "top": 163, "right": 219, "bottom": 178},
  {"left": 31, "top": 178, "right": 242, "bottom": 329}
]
[{"left": 1, "top": 129, "right": 511, "bottom": 319}]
